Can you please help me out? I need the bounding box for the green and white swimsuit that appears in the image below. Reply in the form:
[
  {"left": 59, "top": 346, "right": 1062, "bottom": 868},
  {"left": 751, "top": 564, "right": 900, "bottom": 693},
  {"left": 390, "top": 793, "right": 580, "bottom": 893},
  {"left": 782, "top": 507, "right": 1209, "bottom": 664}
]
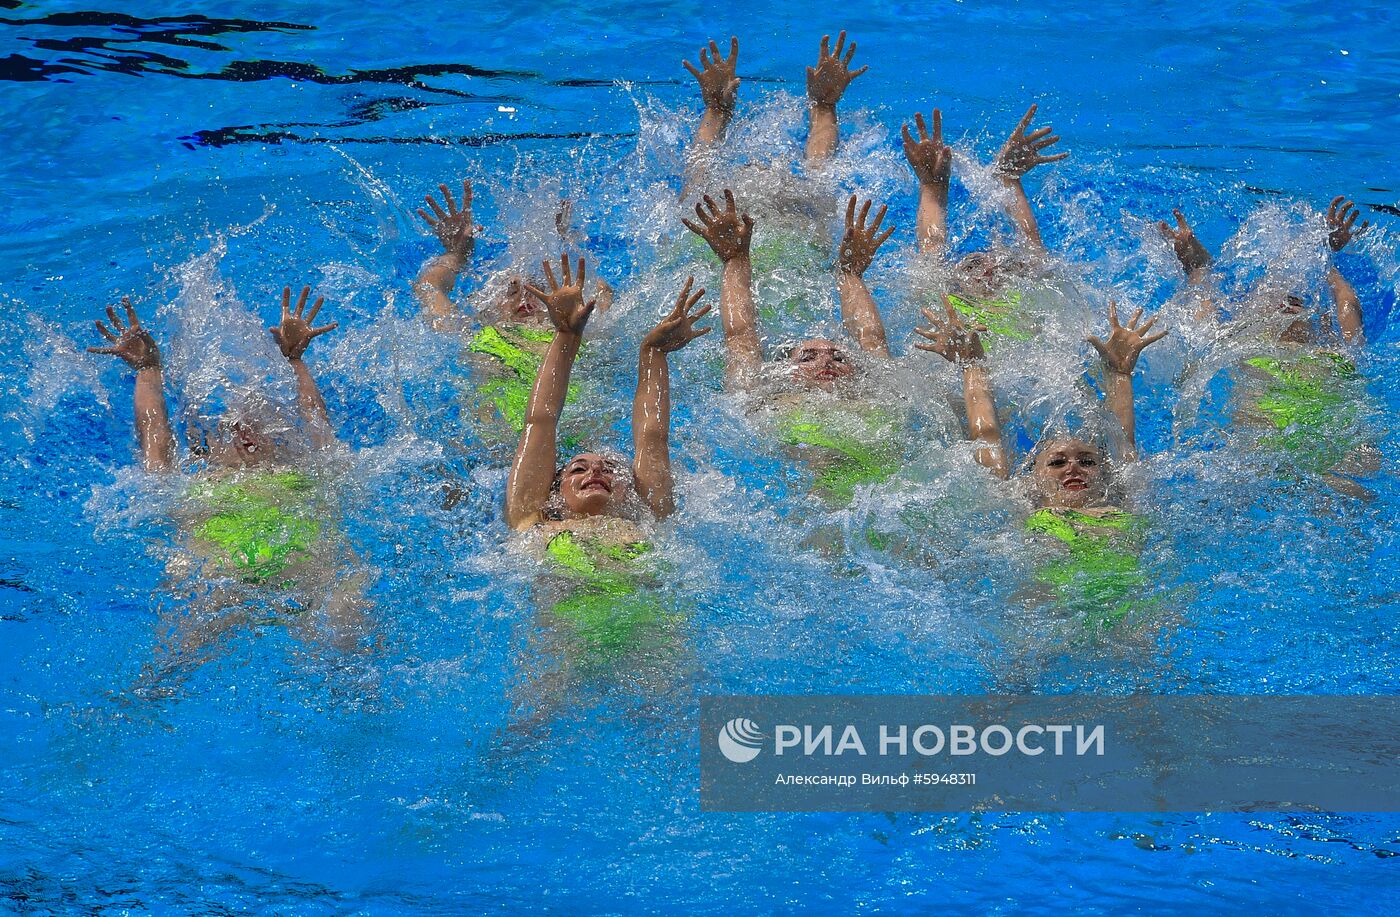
[
  {"left": 774, "top": 402, "right": 903, "bottom": 506},
  {"left": 544, "top": 529, "right": 677, "bottom": 659},
  {"left": 1025, "top": 507, "right": 1148, "bottom": 629},
  {"left": 189, "top": 470, "right": 322, "bottom": 586},
  {"left": 750, "top": 230, "right": 829, "bottom": 324},
  {"left": 467, "top": 324, "right": 584, "bottom": 444},
  {"left": 946, "top": 291, "right": 1034, "bottom": 342},
  {"left": 1242, "top": 351, "right": 1362, "bottom": 474},
  {"left": 681, "top": 227, "right": 829, "bottom": 325}
]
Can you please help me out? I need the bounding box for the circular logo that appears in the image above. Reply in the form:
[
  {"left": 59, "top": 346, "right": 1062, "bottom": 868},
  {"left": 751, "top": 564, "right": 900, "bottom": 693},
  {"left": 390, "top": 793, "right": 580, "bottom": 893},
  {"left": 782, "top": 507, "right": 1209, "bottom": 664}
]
[{"left": 717, "top": 717, "right": 765, "bottom": 763}]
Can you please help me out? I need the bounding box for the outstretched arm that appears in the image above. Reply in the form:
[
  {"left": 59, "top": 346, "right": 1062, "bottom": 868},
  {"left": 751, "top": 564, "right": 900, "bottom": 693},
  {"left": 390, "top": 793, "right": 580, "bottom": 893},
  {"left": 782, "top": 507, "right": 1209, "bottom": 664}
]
[
  {"left": 684, "top": 37, "right": 740, "bottom": 148},
  {"left": 553, "top": 199, "right": 615, "bottom": 314},
  {"left": 1325, "top": 195, "right": 1369, "bottom": 344},
  {"left": 902, "top": 109, "right": 953, "bottom": 256},
  {"left": 804, "top": 31, "right": 867, "bottom": 165},
  {"left": 915, "top": 299, "right": 1007, "bottom": 478},
  {"left": 993, "top": 103, "right": 1068, "bottom": 253},
  {"left": 1086, "top": 301, "right": 1168, "bottom": 462},
  {"left": 413, "top": 180, "right": 476, "bottom": 328},
  {"left": 836, "top": 194, "right": 895, "bottom": 357},
  {"left": 1157, "top": 207, "right": 1217, "bottom": 321},
  {"left": 269, "top": 285, "right": 340, "bottom": 450},
  {"left": 88, "top": 298, "right": 176, "bottom": 472},
  {"left": 681, "top": 189, "right": 762, "bottom": 386},
  {"left": 633, "top": 278, "right": 712, "bottom": 518},
  {"left": 505, "top": 255, "right": 595, "bottom": 530}
]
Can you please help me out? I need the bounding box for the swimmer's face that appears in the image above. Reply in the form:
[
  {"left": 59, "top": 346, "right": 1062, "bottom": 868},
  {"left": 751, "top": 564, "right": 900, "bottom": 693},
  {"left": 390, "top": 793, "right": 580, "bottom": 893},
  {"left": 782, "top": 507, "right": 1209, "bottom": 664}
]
[
  {"left": 955, "top": 253, "right": 1007, "bottom": 300},
  {"left": 498, "top": 275, "right": 549, "bottom": 326},
  {"left": 1032, "top": 439, "right": 1107, "bottom": 509},
  {"left": 1275, "top": 296, "right": 1313, "bottom": 345},
  {"left": 558, "top": 453, "right": 630, "bottom": 517},
  {"left": 790, "top": 338, "right": 855, "bottom": 390},
  {"left": 208, "top": 417, "right": 276, "bottom": 469}
]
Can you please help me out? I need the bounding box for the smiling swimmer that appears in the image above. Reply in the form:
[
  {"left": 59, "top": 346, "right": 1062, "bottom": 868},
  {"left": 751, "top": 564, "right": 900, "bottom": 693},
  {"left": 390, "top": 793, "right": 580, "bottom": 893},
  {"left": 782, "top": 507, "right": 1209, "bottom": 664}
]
[
  {"left": 503, "top": 255, "right": 709, "bottom": 657},
  {"left": 917, "top": 296, "right": 1169, "bottom": 627}
]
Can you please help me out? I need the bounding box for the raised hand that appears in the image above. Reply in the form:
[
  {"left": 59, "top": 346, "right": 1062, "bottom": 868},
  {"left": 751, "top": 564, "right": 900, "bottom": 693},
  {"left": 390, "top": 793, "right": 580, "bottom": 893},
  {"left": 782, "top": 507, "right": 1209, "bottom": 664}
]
[
  {"left": 683, "top": 36, "right": 740, "bottom": 114},
  {"left": 643, "top": 277, "right": 712, "bottom": 353},
  {"left": 416, "top": 179, "right": 476, "bottom": 256},
  {"left": 1326, "top": 196, "right": 1370, "bottom": 253},
  {"left": 915, "top": 297, "right": 987, "bottom": 364},
  {"left": 553, "top": 198, "right": 572, "bottom": 239},
  {"left": 806, "top": 30, "right": 867, "bottom": 108},
  {"left": 681, "top": 189, "right": 755, "bottom": 262},
  {"left": 838, "top": 194, "right": 896, "bottom": 277},
  {"left": 995, "top": 103, "right": 1068, "bottom": 179},
  {"left": 1086, "top": 300, "right": 1167, "bottom": 376},
  {"left": 1157, "top": 208, "right": 1212, "bottom": 278},
  {"left": 902, "top": 109, "right": 952, "bottom": 188},
  {"left": 523, "top": 254, "right": 596, "bottom": 335},
  {"left": 88, "top": 297, "right": 160, "bottom": 370},
  {"left": 270, "top": 286, "right": 338, "bottom": 361}
]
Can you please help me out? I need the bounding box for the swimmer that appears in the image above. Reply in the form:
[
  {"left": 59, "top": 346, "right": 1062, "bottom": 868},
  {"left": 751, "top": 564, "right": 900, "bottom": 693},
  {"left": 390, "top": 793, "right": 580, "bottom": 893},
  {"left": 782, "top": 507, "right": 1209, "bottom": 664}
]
[
  {"left": 679, "top": 33, "right": 868, "bottom": 328},
  {"left": 902, "top": 104, "right": 1068, "bottom": 342},
  {"left": 413, "top": 178, "right": 612, "bottom": 450},
  {"left": 1161, "top": 197, "right": 1367, "bottom": 342},
  {"left": 684, "top": 187, "right": 912, "bottom": 506},
  {"left": 501, "top": 254, "right": 707, "bottom": 674},
  {"left": 1161, "top": 197, "right": 1379, "bottom": 495},
  {"left": 89, "top": 287, "right": 340, "bottom": 478},
  {"left": 88, "top": 289, "right": 369, "bottom": 689},
  {"left": 415, "top": 178, "right": 542, "bottom": 332},
  {"left": 917, "top": 297, "right": 1168, "bottom": 626},
  {"left": 683, "top": 188, "right": 892, "bottom": 385}
]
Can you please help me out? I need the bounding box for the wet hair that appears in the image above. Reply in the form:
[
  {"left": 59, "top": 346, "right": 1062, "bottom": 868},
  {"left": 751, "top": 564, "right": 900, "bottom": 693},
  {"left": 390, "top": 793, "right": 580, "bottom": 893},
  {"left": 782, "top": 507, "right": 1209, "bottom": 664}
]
[
  {"left": 1026, "top": 436, "right": 1107, "bottom": 468},
  {"left": 772, "top": 333, "right": 849, "bottom": 360},
  {"left": 956, "top": 251, "right": 994, "bottom": 273},
  {"left": 183, "top": 412, "right": 212, "bottom": 459},
  {"left": 955, "top": 249, "right": 1031, "bottom": 282},
  {"left": 773, "top": 338, "right": 862, "bottom": 373},
  {"left": 476, "top": 270, "right": 542, "bottom": 319}
]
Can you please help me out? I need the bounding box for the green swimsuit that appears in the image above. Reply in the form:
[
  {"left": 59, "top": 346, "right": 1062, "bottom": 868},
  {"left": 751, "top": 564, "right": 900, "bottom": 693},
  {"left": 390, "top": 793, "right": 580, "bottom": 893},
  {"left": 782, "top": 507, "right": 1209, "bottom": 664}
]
[
  {"left": 683, "top": 228, "right": 828, "bottom": 324},
  {"left": 775, "top": 403, "right": 903, "bottom": 505},
  {"left": 1243, "top": 352, "right": 1361, "bottom": 473},
  {"left": 1025, "top": 508, "right": 1147, "bottom": 629},
  {"left": 751, "top": 231, "right": 829, "bottom": 323},
  {"left": 191, "top": 471, "right": 321, "bottom": 586},
  {"left": 946, "top": 291, "right": 1034, "bottom": 342},
  {"left": 468, "top": 324, "right": 580, "bottom": 437},
  {"left": 544, "top": 530, "right": 676, "bottom": 658}
]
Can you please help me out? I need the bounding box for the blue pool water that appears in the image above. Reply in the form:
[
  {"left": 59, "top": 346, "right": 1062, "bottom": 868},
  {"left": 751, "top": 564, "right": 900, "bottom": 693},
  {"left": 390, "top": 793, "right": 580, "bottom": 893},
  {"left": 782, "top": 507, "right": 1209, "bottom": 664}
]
[{"left": 3, "top": 0, "right": 1400, "bottom": 911}]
